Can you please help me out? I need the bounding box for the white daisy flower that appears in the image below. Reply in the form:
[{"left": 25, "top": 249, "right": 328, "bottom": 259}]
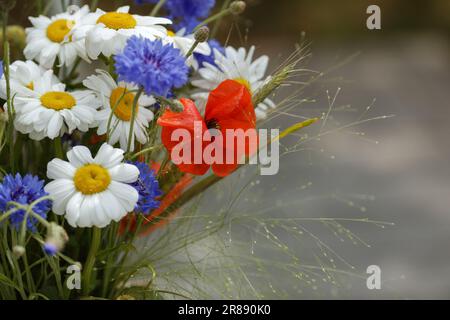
[
  {"left": 0, "top": 60, "right": 58, "bottom": 103},
  {"left": 24, "top": 5, "right": 90, "bottom": 68},
  {"left": 83, "top": 70, "right": 155, "bottom": 152},
  {"left": 192, "top": 46, "right": 276, "bottom": 120},
  {"left": 14, "top": 70, "right": 100, "bottom": 140},
  {"left": 73, "top": 6, "right": 171, "bottom": 60},
  {"left": 163, "top": 28, "right": 211, "bottom": 69},
  {"left": 44, "top": 143, "right": 139, "bottom": 228}
]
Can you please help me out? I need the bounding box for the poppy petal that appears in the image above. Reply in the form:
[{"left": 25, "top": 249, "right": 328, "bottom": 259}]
[{"left": 158, "top": 98, "right": 210, "bottom": 175}]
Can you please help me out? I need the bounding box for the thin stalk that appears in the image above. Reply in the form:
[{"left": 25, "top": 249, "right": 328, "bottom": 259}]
[
  {"left": 82, "top": 227, "right": 102, "bottom": 296},
  {"left": 111, "top": 215, "right": 144, "bottom": 298},
  {"left": 90, "top": 0, "right": 99, "bottom": 10},
  {"left": 129, "top": 145, "right": 162, "bottom": 160},
  {"left": 194, "top": 6, "right": 234, "bottom": 31},
  {"left": 126, "top": 88, "right": 144, "bottom": 155},
  {"left": 185, "top": 39, "right": 200, "bottom": 59},
  {"left": 150, "top": 0, "right": 167, "bottom": 16},
  {"left": 54, "top": 136, "right": 64, "bottom": 159},
  {"left": 2, "top": 10, "right": 15, "bottom": 173},
  {"left": 36, "top": 0, "right": 43, "bottom": 15},
  {"left": 101, "top": 222, "right": 119, "bottom": 297},
  {"left": 211, "top": 0, "right": 232, "bottom": 37},
  {"left": 60, "top": 0, "right": 67, "bottom": 11}
]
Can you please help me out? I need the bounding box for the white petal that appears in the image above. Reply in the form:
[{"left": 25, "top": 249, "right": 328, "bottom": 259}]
[
  {"left": 108, "top": 181, "right": 138, "bottom": 213},
  {"left": 109, "top": 163, "right": 139, "bottom": 183},
  {"left": 77, "top": 196, "right": 96, "bottom": 227},
  {"left": 65, "top": 192, "right": 83, "bottom": 227},
  {"left": 67, "top": 145, "right": 94, "bottom": 167},
  {"left": 90, "top": 193, "right": 111, "bottom": 228},
  {"left": 99, "top": 190, "right": 125, "bottom": 222},
  {"left": 47, "top": 158, "right": 76, "bottom": 179},
  {"left": 47, "top": 112, "right": 63, "bottom": 139},
  {"left": 44, "top": 179, "right": 76, "bottom": 215},
  {"left": 94, "top": 143, "right": 124, "bottom": 168}
]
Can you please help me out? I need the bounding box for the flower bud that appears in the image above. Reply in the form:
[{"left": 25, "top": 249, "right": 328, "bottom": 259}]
[
  {"left": 230, "top": 1, "right": 246, "bottom": 15},
  {"left": 0, "top": 25, "right": 26, "bottom": 60},
  {"left": 43, "top": 222, "right": 69, "bottom": 256},
  {"left": 194, "top": 26, "right": 210, "bottom": 43},
  {"left": 13, "top": 245, "right": 25, "bottom": 258},
  {"left": 169, "top": 100, "right": 184, "bottom": 113}
]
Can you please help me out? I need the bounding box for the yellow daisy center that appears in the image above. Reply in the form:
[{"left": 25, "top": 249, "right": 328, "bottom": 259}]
[
  {"left": 110, "top": 87, "right": 138, "bottom": 121},
  {"left": 74, "top": 164, "right": 111, "bottom": 195},
  {"left": 47, "top": 19, "right": 74, "bottom": 43},
  {"left": 26, "top": 82, "right": 34, "bottom": 90},
  {"left": 234, "top": 78, "right": 252, "bottom": 91},
  {"left": 40, "top": 92, "right": 76, "bottom": 111},
  {"left": 167, "top": 30, "right": 175, "bottom": 37},
  {"left": 97, "top": 12, "right": 137, "bottom": 30}
]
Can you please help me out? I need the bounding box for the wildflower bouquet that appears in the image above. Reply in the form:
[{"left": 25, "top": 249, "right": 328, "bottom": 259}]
[{"left": 0, "top": 0, "right": 327, "bottom": 300}]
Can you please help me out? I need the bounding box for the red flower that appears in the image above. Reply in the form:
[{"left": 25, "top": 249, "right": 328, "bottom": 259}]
[{"left": 158, "top": 80, "right": 257, "bottom": 177}]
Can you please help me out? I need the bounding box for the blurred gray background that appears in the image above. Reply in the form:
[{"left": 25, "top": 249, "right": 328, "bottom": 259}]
[
  {"left": 210, "top": 0, "right": 450, "bottom": 299},
  {"left": 128, "top": 0, "right": 450, "bottom": 299}
]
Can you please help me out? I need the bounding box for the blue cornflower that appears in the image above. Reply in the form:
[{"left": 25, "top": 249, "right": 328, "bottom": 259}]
[
  {"left": 43, "top": 243, "right": 58, "bottom": 256},
  {"left": 194, "top": 39, "right": 224, "bottom": 68},
  {"left": 136, "top": 0, "right": 215, "bottom": 33},
  {"left": 115, "top": 36, "right": 189, "bottom": 97},
  {"left": 127, "top": 161, "right": 162, "bottom": 215},
  {"left": 0, "top": 174, "right": 51, "bottom": 231}
]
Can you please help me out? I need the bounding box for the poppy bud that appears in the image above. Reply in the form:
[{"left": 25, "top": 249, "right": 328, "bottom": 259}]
[
  {"left": 194, "top": 26, "right": 210, "bottom": 43},
  {"left": 230, "top": 1, "right": 246, "bottom": 15},
  {"left": 13, "top": 245, "right": 25, "bottom": 257},
  {"left": 43, "top": 222, "right": 69, "bottom": 256}
]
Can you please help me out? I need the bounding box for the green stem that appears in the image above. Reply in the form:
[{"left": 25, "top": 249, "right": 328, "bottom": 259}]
[
  {"left": 129, "top": 145, "right": 162, "bottom": 160},
  {"left": 2, "top": 10, "right": 15, "bottom": 173},
  {"left": 150, "top": 0, "right": 167, "bottom": 16},
  {"left": 126, "top": 88, "right": 143, "bottom": 155},
  {"left": 185, "top": 40, "right": 200, "bottom": 59},
  {"left": 90, "top": 0, "right": 99, "bottom": 10},
  {"left": 54, "top": 136, "right": 64, "bottom": 159},
  {"left": 211, "top": 0, "right": 232, "bottom": 37},
  {"left": 36, "top": 0, "right": 42, "bottom": 15},
  {"left": 194, "top": 7, "right": 233, "bottom": 31},
  {"left": 82, "top": 227, "right": 102, "bottom": 296},
  {"left": 60, "top": 0, "right": 67, "bottom": 11},
  {"left": 111, "top": 215, "right": 144, "bottom": 297}
]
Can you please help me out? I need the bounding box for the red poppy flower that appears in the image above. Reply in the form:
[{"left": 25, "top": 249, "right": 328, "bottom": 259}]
[{"left": 157, "top": 80, "right": 257, "bottom": 177}]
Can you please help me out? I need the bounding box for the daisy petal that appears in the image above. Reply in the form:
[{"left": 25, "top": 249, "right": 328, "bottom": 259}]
[
  {"left": 47, "top": 158, "right": 76, "bottom": 179},
  {"left": 109, "top": 164, "right": 139, "bottom": 183},
  {"left": 67, "top": 145, "right": 94, "bottom": 167},
  {"left": 44, "top": 179, "right": 76, "bottom": 215},
  {"left": 94, "top": 143, "right": 124, "bottom": 168},
  {"left": 108, "top": 181, "right": 139, "bottom": 213}
]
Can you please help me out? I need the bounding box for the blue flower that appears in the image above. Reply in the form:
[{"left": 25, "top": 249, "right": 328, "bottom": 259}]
[
  {"left": 194, "top": 39, "right": 224, "bottom": 68},
  {"left": 127, "top": 161, "right": 162, "bottom": 215},
  {"left": 43, "top": 243, "right": 58, "bottom": 256},
  {"left": 136, "top": 0, "right": 215, "bottom": 33},
  {"left": 0, "top": 60, "right": 3, "bottom": 78},
  {"left": 0, "top": 174, "right": 51, "bottom": 231},
  {"left": 115, "top": 36, "right": 189, "bottom": 97}
]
